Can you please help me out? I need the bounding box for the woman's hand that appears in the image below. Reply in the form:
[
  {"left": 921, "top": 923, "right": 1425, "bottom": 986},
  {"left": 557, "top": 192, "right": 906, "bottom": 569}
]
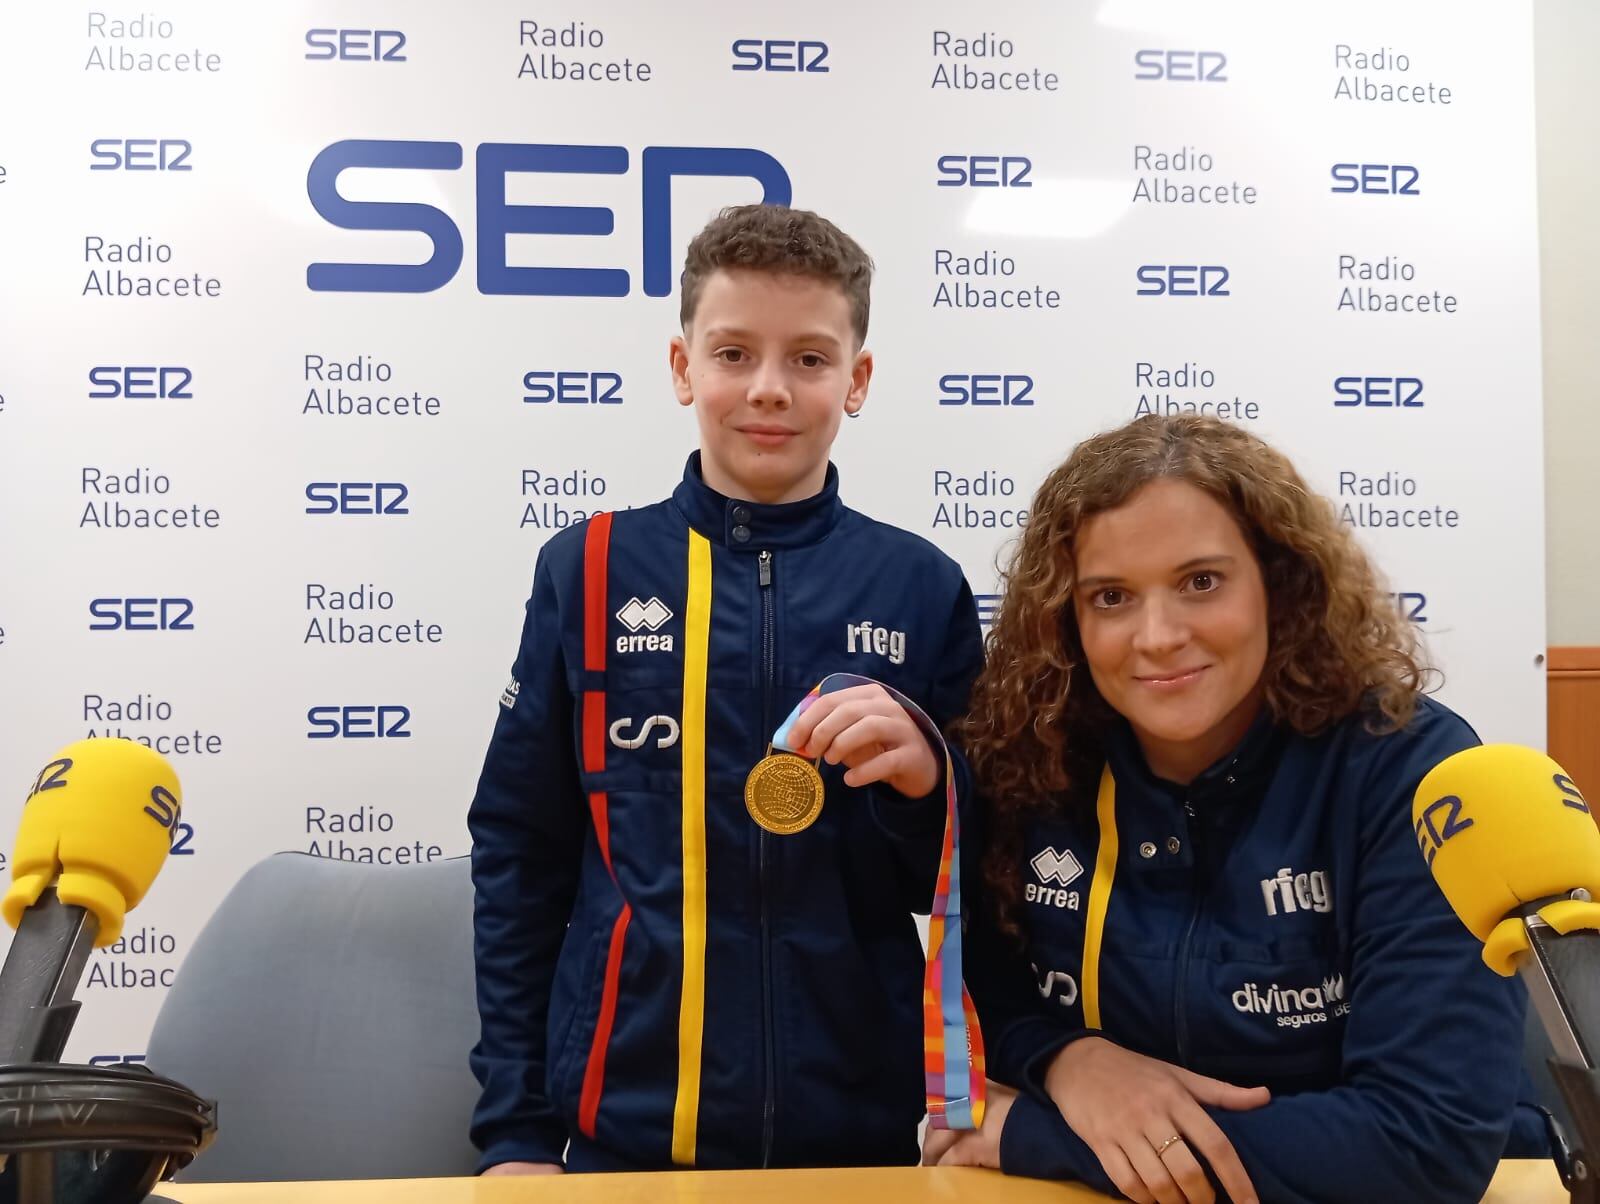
[
  {"left": 481, "top": 1161, "right": 563, "bottom": 1175},
  {"left": 1044, "top": 1037, "right": 1268, "bottom": 1204},
  {"left": 921, "top": 1081, "right": 1017, "bottom": 1169}
]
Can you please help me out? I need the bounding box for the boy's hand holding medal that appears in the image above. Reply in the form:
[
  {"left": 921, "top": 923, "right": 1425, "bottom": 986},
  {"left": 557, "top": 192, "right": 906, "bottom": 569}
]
[{"left": 745, "top": 682, "right": 941, "bottom": 836}]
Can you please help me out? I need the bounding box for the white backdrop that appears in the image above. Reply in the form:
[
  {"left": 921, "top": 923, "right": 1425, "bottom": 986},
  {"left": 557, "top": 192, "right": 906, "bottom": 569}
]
[{"left": 0, "top": 1, "right": 1545, "bottom": 1065}]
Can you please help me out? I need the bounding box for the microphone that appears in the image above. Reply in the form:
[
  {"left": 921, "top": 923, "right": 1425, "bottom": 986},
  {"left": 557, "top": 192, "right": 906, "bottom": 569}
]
[
  {"left": 0, "top": 737, "right": 183, "bottom": 1065},
  {"left": 1415, "top": 744, "right": 1600, "bottom": 973},
  {"left": 0, "top": 738, "right": 212, "bottom": 1203},
  {"left": 1415, "top": 744, "right": 1600, "bottom": 1201}
]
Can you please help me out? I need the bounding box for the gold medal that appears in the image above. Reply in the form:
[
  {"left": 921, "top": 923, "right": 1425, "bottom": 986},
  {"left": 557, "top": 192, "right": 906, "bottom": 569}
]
[{"left": 744, "top": 746, "right": 825, "bottom": 835}]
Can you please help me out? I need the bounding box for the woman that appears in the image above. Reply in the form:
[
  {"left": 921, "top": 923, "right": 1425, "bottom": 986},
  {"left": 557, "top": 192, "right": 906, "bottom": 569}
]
[{"left": 926, "top": 415, "right": 1543, "bottom": 1203}]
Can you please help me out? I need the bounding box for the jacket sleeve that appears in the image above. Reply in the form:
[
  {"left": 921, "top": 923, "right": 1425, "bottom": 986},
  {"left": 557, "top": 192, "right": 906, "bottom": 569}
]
[
  {"left": 961, "top": 860, "right": 1088, "bottom": 1094},
  {"left": 999, "top": 1093, "right": 1121, "bottom": 1193},
  {"left": 868, "top": 573, "right": 985, "bottom": 912},
  {"left": 1201, "top": 709, "right": 1525, "bottom": 1203},
  {"left": 958, "top": 753, "right": 1100, "bottom": 1096},
  {"left": 466, "top": 549, "right": 586, "bottom": 1170},
  {"left": 958, "top": 790, "right": 1127, "bottom": 1192}
]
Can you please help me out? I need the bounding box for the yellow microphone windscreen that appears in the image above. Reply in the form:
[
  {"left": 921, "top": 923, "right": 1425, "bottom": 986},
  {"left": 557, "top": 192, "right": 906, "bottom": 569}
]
[
  {"left": 4, "top": 738, "right": 183, "bottom": 946},
  {"left": 1414, "top": 744, "right": 1600, "bottom": 948}
]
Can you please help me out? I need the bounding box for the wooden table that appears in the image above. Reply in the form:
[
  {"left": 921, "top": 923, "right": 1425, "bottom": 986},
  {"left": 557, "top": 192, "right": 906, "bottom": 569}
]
[{"left": 158, "top": 1159, "right": 1566, "bottom": 1202}]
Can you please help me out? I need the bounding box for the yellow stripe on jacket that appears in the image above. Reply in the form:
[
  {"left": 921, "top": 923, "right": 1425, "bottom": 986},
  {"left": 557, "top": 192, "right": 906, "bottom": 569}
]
[
  {"left": 671, "top": 530, "right": 712, "bottom": 1165},
  {"left": 1082, "top": 766, "right": 1118, "bottom": 1030}
]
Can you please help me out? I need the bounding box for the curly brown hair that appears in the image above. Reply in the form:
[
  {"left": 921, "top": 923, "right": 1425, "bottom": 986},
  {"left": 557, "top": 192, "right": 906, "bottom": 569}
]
[
  {"left": 961, "top": 414, "right": 1433, "bottom": 927},
  {"left": 679, "top": 204, "right": 874, "bottom": 347}
]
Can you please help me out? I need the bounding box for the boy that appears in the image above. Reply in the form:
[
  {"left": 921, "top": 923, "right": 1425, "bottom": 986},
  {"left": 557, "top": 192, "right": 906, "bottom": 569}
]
[{"left": 468, "top": 205, "right": 983, "bottom": 1173}]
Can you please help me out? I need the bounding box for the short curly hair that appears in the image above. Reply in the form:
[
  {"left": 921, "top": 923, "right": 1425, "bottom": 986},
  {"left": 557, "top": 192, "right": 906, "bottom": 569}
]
[
  {"left": 679, "top": 204, "right": 873, "bottom": 347},
  {"left": 961, "top": 414, "right": 1434, "bottom": 928}
]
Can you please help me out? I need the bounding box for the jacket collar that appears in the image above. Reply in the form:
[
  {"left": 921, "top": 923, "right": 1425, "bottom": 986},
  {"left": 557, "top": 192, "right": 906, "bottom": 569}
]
[
  {"left": 1104, "top": 706, "right": 1287, "bottom": 813},
  {"left": 670, "top": 452, "right": 845, "bottom": 551}
]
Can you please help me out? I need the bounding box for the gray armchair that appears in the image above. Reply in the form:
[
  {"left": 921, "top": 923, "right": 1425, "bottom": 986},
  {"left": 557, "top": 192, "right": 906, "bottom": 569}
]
[{"left": 144, "top": 853, "right": 482, "bottom": 1181}]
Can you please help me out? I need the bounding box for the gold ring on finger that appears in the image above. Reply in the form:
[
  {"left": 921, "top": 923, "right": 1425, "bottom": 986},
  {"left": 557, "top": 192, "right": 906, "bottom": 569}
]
[{"left": 1154, "top": 1134, "right": 1185, "bottom": 1158}]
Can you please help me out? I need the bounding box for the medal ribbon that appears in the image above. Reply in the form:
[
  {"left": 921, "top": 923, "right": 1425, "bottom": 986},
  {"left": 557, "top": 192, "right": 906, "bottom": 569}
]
[{"left": 772, "top": 672, "right": 986, "bottom": 1130}]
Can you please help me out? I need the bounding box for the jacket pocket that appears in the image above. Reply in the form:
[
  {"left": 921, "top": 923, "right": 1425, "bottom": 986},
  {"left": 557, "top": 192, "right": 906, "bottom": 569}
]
[{"left": 547, "top": 914, "right": 610, "bottom": 1117}]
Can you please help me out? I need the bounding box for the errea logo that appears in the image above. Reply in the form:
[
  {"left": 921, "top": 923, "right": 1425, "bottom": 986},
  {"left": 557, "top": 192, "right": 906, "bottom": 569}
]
[
  {"left": 1026, "top": 845, "right": 1083, "bottom": 909},
  {"left": 616, "top": 597, "right": 674, "bottom": 654},
  {"left": 1031, "top": 847, "right": 1083, "bottom": 887},
  {"left": 617, "top": 597, "right": 671, "bottom": 631}
]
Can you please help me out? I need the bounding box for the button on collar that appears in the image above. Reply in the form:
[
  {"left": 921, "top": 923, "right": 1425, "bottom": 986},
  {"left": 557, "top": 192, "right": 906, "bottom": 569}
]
[{"left": 672, "top": 453, "right": 845, "bottom": 550}]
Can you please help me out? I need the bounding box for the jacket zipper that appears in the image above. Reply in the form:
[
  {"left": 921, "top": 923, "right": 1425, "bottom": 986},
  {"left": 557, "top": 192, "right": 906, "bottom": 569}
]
[
  {"left": 758, "top": 549, "right": 777, "bottom": 1166},
  {"left": 1174, "top": 798, "right": 1201, "bottom": 1068}
]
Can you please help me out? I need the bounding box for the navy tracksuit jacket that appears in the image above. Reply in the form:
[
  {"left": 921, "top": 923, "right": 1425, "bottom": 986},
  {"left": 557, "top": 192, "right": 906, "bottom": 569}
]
[
  {"left": 969, "top": 697, "right": 1546, "bottom": 1202},
  {"left": 467, "top": 454, "right": 982, "bottom": 1171}
]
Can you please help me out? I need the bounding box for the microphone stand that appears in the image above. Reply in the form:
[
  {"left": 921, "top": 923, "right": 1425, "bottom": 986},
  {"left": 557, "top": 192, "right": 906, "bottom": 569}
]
[
  {"left": 0, "top": 886, "right": 98, "bottom": 1065},
  {"left": 1520, "top": 892, "right": 1600, "bottom": 1204},
  {"left": 0, "top": 885, "right": 99, "bottom": 1204}
]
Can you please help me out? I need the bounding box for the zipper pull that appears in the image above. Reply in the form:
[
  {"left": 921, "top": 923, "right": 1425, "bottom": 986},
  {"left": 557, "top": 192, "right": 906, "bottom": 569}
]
[{"left": 758, "top": 550, "right": 772, "bottom": 587}]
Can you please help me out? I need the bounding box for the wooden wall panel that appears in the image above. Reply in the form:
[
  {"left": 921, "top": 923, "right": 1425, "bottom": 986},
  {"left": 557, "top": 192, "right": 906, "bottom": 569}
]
[{"left": 1549, "top": 647, "right": 1600, "bottom": 801}]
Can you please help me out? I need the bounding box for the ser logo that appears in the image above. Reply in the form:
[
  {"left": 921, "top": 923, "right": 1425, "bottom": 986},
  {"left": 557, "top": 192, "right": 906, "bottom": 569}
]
[
  {"left": 1414, "top": 794, "right": 1473, "bottom": 866},
  {"left": 1557, "top": 774, "right": 1590, "bottom": 813},
  {"left": 522, "top": 371, "right": 622, "bottom": 404},
  {"left": 1392, "top": 592, "right": 1428, "bottom": 624},
  {"left": 306, "top": 705, "right": 413, "bottom": 739},
  {"left": 305, "top": 482, "right": 409, "bottom": 515},
  {"left": 305, "top": 29, "right": 407, "bottom": 62},
  {"left": 1136, "top": 265, "right": 1230, "bottom": 297},
  {"left": 26, "top": 758, "right": 72, "bottom": 802},
  {"left": 731, "top": 39, "right": 829, "bottom": 72},
  {"left": 1134, "top": 50, "right": 1227, "bottom": 82},
  {"left": 89, "top": 598, "right": 194, "bottom": 632},
  {"left": 143, "top": 784, "right": 196, "bottom": 854},
  {"left": 88, "top": 1054, "right": 147, "bottom": 1068},
  {"left": 938, "top": 374, "right": 1034, "bottom": 407},
  {"left": 89, "top": 366, "right": 193, "bottom": 399},
  {"left": 306, "top": 141, "right": 790, "bottom": 296},
  {"left": 1330, "top": 164, "right": 1420, "bottom": 196},
  {"left": 1334, "top": 376, "right": 1423, "bottom": 408},
  {"left": 936, "top": 155, "right": 1032, "bottom": 188},
  {"left": 89, "top": 139, "right": 192, "bottom": 171}
]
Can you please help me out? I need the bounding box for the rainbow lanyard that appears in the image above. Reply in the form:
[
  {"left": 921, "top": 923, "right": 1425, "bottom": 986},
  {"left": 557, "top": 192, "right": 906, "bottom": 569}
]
[{"left": 772, "top": 672, "right": 986, "bottom": 1130}]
